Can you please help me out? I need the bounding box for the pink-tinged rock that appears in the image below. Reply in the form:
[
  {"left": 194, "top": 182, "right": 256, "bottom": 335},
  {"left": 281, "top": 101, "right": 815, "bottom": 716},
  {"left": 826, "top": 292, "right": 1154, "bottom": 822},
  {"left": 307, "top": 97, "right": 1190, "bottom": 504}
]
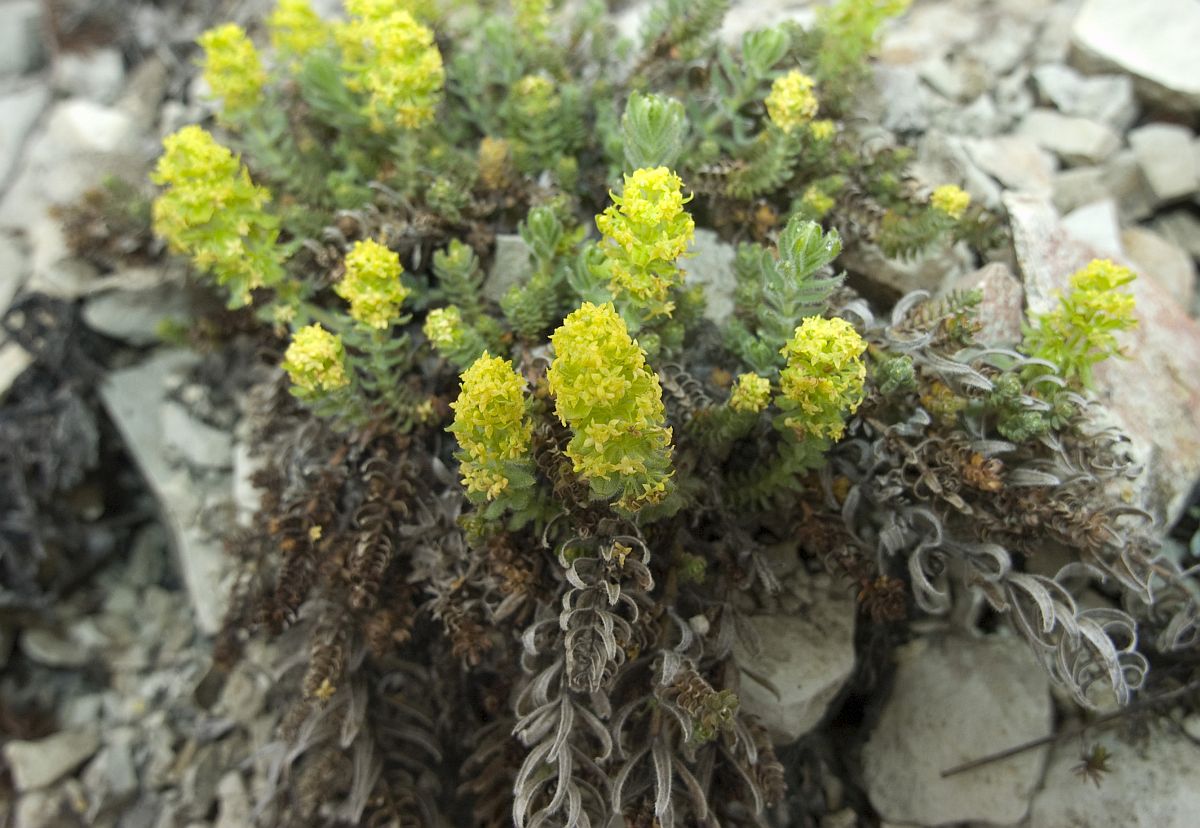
[
  {"left": 1006, "top": 193, "right": 1200, "bottom": 525},
  {"left": 949, "top": 262, "right": 1024, "bottom": 346}
]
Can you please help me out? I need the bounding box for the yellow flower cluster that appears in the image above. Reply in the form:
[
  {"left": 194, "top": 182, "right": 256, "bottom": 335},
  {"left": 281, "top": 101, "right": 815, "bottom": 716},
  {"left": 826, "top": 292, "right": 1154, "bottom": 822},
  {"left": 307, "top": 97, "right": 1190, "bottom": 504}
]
[
  {"left": 777, "top": 316, "right": 867, "bottom": 441},
  {"left": 336, "top": 4, "right": 444, "bottom": 130},
  {"left": 802, "top": 185, "right": 835, "bottom": 218},
  {"left": 283, "top": 324, "right": 350, "bottom": 392},
  {"left": 765, "top": 71, "right": 819, "bottom": 133},
  {"left": 1023, "top": 259, "right": 1138, "bottom": 387},
  {"left": 198, "top": 23, "right": 266, "bottom": 117},
  {"left": 809, "top": 119, "right": 836, "bottom": 142},
  {"left": 478, "top": 137, "right": 513, "bottom": 189},
  {"left": 595, "top": 166, "right": 695, "bottom": 318},
  {"left": 930, "top": 184, "right": 971, "bottom": 219},
  {"left": 268, "top": 0, "right": 328, "bottom": 57},
  {"left": 150, "top": 126, "right": 282, "bottom": 307},
  {"left": 547, "top": 302, "right": 674, "bottom": 511},
  {"left": 423, "top": 306, "right": 464, "bottom": 351},
  {"left": 335, "top": 239, "right": 409, "bottom": 329},
  {"left": 729, "top": 373, "right": 771, "bottom": 414},
  {"left": 449, "top": 353, "right": 533, "bottom": 500}
]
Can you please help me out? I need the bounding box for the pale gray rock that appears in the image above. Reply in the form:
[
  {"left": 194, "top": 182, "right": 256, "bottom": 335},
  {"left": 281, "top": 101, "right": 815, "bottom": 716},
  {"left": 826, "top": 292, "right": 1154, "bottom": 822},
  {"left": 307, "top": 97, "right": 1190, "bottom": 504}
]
[
  {"left": 880, "top": 2, "right": 982, "bottom": 66},
  {"left": 101, "top": 350, "right": 233, "bottom": 634},
  {"left": 734, "top": 573, "right": 856, "bottom": 743},
  {"left": 1155, "top": 209, "right": 1200, "bottom": 259},
  {"left": 965, "top": 134, "right": 1057, "bottom": 195},
  {"left": 1007, "top": 193, "right": 1200, "bottom": 524},
  {"left": 1122, "top": 226, "right": 1197, "bottom": 308},
  {"left": 0, "top": 232, "right": 27, "bottom": 318},
  {"left": 45, "top": 99, "right": 136, "bottom": 156},
  {"left": 1061, "top": 199, "right": 1123, "bottom": 258},
  {"left": 946, "top": 262, "right": 1024, "bottom": 346},
  {"left": 919, "top": 55, "right": 988, "bottom": 103},
  {"left": 4, "top": 728, "right": 101, "bottom": 791},
  {"left": 913, "top": 131, "right": 1003, "bottom": 208},
  {"left": 942, "top": 94, "right": 1003, "bottom": 138},
  {"left": 970, "top": 16, "right": 1035, "bottom": 77},
  {"left": 862, "top": 634, "right": 1052, "bottom": 827},
  {"left": 20, "top": 628, "right": 91, "bottom": 668},
  {"left": 1029, "top": 729, "right": 1200, "bottom": 827},
  {"left": 842, "top": 241, "right": 975, "bottom": 302},
  {"left": 869, "top": 65, "right": 931, "bottom": 134},
  {"left": 55, "top": 49, "right": 126, "bottom": 104},
  {"left": 1129, "top": 123, "right": 1199, "bottom": 205},
  {"left": 680, "top": 228, "right": 736, "bottom": 325},
  {"left": 83, "top": 282, "right": 190, "bottom": 346},
  {"left": 995, "top": 68, "right": 1035, "bottom": 124},
  {"left": 1018, "top": 109, "right": 1120, "bottom": 167},
  {"left": 483, "top": 234, "right": 533, "bottom": 303},
  {"left": 214, "top": 772, "right": 252, "bottom": 828},
  {"left": 161, "top": 402, "right": 234, "bottom": 470},
  {"left": 1071, "top": 0, "right": 1200, "bottom": 113},
  {"left": 1032, "top": 63, "right": 1138, "bottom": 131},
  {"left": 0, "top": 82, "right": 50, "bottom": 186},
  {"left": 0, "top": 0, "right": 45, "bottom": 77},
  {"left": 13, "top": 789, "right": 64, "bottom": 828},
  {"left": 24, "top": 213, "right": 100, "bottom": 299},
  {"left": 0, "top": 341, "right": 32, "bottom": 398},
  {"left": 82, "top": 731, "right": 138, "bottom": 821},
  {"left": 1051, "top": 152, "right": 1156, "bottom": 222}
]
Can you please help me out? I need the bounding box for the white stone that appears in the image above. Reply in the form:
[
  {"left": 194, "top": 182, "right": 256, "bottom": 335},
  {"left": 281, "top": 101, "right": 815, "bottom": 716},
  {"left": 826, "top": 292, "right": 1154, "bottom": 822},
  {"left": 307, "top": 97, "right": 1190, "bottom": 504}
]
[
  {"left": 1029, "top": 729, "right": 1200, "bottom": 827},
  {"left": 1129, "top": 123, "right": 1199, "bottom": 205},
  {"left": 0, "top": 341, "right": 32, "bottom": 398},
  {"left": 733, "top": 573, "right": 856, "bottom": 743},
  {"left": 1032, "top": 63, "right": 1138, "bottom": 131},
  {"left": 214, "top": 772, "right": 252, "bottom": 828},
  {"left": 913, "top": 131, "right": 1003, "bottom": 208},
  {"left": 19, "top": 628, "right": 91, "bottom": 668},
  {"left": 483, "top": 234, "right": 532, "bottom": 303},
  {"left": 1051, "top": 152, "right": 1156, "bottom": 222},
  {"left": 45, "top": 100, "right": 136, "bottom": 155},
  {"left": 161, "top": 401, "right": 234, "bottom": 470},
  {"left": 0, "top": 82, "right": 50, "bottom": 185},
  {"left": 1071, "top": 0, "right": 1200, "bottom": 113},
  {"left": 3, "top": 728, "right": 101, "bottom": 791},
  {"left": 1155, "top": 209, "right": 1200, "bottom": 259},
  {"left": 681, "top": 228, "right": 736, "bottom": 325},
  {"left": 1018, "top": 109, "right": 1120, "bottom": 167},
  {"left": 965, "top": 134, "right": 1058, "bottom": 195},
  {"left": 0, "top": 232, "right": 26, "bottom": 318},
  {"left": 0, "top": 1, "right": 45, "bottom": 77},
  {"left": 55, "top": 49, "right": 126, "bottom": 104},
  {"left": 880, "top": 2, "right": 982, "bottom": 66},
  {"left": 100, "top": 350, "right": 233, "bottom": 634},
  {"left": 862, "top": 634, "right": 1052, "bottom": 827},
  {"left": 83, "top": 281, "right": 190, "bottom": 346},
  {"left": 1062, "top": 199, "right": 1123, "bottom": 258},
  {"left": 1122, "top": 226, "right": 1197, "bottom": 309}
]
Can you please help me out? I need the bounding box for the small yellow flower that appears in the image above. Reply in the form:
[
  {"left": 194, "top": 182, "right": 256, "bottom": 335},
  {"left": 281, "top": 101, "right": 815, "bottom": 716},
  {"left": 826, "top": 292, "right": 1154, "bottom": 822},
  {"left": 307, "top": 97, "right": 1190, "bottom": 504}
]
[
  {"left": 765, "top": 71, "right": 819, "bottom": 133},
  {"left": 777, "top": 316, "right": 867, "bottom": 441},
  {"left": 802, "top": 185, "right": 835, "bottom": 218},
  {"left": 809, "top": 119, "right": 836, "bottom": 141},
  {"left": 449, "top": 353, "right": 533, "bottom": 501},
  {"left": 197, "top": 23, "right": 266, "bottom": 117},
  {"left": 283, "top": 324, "right": 350, "bottom": 392},
  {"left": 336, "top": 239, "right": 408, "bottom": 329},
  {"left": 268, "top": 0, "right": 328, "bottom": 58},
  {"left": 423, "top": 306, "right": 464, "bottom": 351},
  {"left": 930, "top": 184, "right": 971, "bottom": 219},
  {"left": 729, "top": 373, "right": 771, "bottom": 414}
]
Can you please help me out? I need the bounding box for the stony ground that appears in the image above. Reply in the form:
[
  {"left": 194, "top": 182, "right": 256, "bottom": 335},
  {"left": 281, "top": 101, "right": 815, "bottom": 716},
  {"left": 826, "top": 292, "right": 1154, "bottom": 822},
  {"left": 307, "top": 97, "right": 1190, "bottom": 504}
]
[{"left": 1, "top": 0, "right": 1199, "bottom": 826}]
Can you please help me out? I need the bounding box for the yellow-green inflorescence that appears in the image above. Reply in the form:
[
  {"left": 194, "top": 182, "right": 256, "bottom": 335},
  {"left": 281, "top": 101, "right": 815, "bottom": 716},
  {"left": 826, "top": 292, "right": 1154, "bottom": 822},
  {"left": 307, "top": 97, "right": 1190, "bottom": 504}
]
[
  {"left": 449, "top": 353, "right": 535, "bottom": 502},
  {"left": 424, "top": 306, "right": 465, "bottom": 351},
  {"left": 336, "top": 239, "right": 409, "bottom": 329},
  {"left": 198, "top": 23, "right": 266, "bottom": 118},
  {"left": 595, "top": 166, "right": 695, "bottom": 319},
  {"left": 283, "top": 324, "right": 351, "bottom": 393},
  {"left": 1022, "top": 258, "right": 1138, "bottom": 388},
  {"left": 777, "top": 316, "right": 867, "bottom": 441},
  {"left": 151, "top": 126, "right": 283, "bottom": 308},
  {"left": 547, "top": 302, "right": 675, "bottom": 512},
  {"left": 930, "top": 184, "right": 971, "bottom": 219},
  {"left": 336, "top": 2, "right": 445, "bottom": 131},
  {"left": 268, "top": 0, "right": 328, "bottom": 58},
  {"left": 729, "top": 373, "right": 772, "bottom": 414},
  {"left": 765, "top": 71, "right": 819, "bottom": 134}
]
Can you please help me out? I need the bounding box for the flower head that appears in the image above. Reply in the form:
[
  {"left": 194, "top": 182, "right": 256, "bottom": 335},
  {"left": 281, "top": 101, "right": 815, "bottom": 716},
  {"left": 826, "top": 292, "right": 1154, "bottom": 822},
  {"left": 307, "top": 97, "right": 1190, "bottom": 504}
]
[
  {"left": 765, "top": 71, "right": 819, "bottom": 133},
  {"left": 777, "top": 316, "right": 867, "bottom": 441},
  {"left": 198, "top": 23, "right": 266, "bottom": 117},
  {"left": 336, "top": 6, "right": 444, "bottom": 130},
  {"left": 336, "top": 239, "right": 408, "bottom": 329},
  {"left": 809, "top": 119, "right": 836, "bottom": 141},
  {"left": 930, "top": 184, "right": 971, "bottom": 219},
  {"left": 423, "top": 306, "right": 465, "bottom": 352},
  {"left": 802, "top": 185, "right": 835, "bottom": 218},
  {"left": 268, "top": 0, "right": 328, "bottom": 58},
  {"left": 595, "top": 166, "right": 695, "bottom": 318},
  {"left": 729, "top": 373, "right": 771, "bottom": 414},
  {"left": 151, "top": 126, "right": 282, "bottom": 307},
  {"left": 449, "top": 353, "right": 533, "bottom": 500},
  {"left": 547, "top": 302, "right": 674, "bottom": 511},
  {"left": 283, "top": 324, "right": 350, "bottom": 392}
]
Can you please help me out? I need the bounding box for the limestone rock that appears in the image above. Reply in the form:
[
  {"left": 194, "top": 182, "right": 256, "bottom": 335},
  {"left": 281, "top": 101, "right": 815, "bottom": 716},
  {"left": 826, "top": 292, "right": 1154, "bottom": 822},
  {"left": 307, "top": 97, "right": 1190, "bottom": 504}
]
[
  {"left": 1051, "top": 151, "right": 1155, "bottom": 221},
  {"left": 4, "top": 728, "right": 101, "bottom": 791},
  {"left": 680, "top": 228, "right": 736, "bottom": 325},
  {"left": 0, "top": 341, "right": 32, "bottom": 398},
  {"left": 0, "top": 82, "right": 50, "bottom": 186},
  {"left": 1070, "top": 0, "right": 1200, "bottom": 113},
  {"left": 1018, "top": 108, "right": 1120, "bottom": 167},
  {"left": 1155, "top": 208, "right": 1200, "bottom": 259},
  {"left": 947, "top": 262, "right": 1024, "bottom": 346},
  {"left": 82, "top": 281, "right": 190, "bottom": 346},
  {"left": 161, "top": 402, "right": 234, "bottom": 470},
  {"left": 1032, "top": 63, "right": 1137, "bottom": 131},
  {"left": 1129, "top": 123, "right": 1199, "bottom": 206},
  {"left": 733, "top": 574, "right": 856, "bottom": 743},
  {"left": 20, "top": 628, "right": 92, "bottom": 668},
  {"left": 0, "top": 0, "right": 45, "bottom": 77},
  {"left": 1007, "top": 193, "right": 1200, "bottom": 525},
  {"left": 862, "top": 634, "right": 1052, "bottom": 827},
  {"left": 0, "top": 232, "right": 27, "bottom": 318},
  {"left": 483, "top": 234, "right": 532, "bottom": 303},
  {"left": 1061, "top": 199, "right": 1122, "bottom": 258},
  {"left": 1121, "top": 226, "right": 1197, "bottom": 308},
  {"left": 54, "top": 49, "right": 126, "bottom": 104},
  {"left": 964, "top": 134, "right": 1057, "bottom": 195},
  {"left": 1029, "top": 729, "right": 1200, "bottom": 827}
]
